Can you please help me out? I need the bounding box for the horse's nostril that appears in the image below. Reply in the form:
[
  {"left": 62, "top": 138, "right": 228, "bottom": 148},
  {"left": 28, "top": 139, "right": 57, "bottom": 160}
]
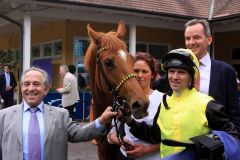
[{"left": 131, "top": 101, "right": 148, "bottom": 119}]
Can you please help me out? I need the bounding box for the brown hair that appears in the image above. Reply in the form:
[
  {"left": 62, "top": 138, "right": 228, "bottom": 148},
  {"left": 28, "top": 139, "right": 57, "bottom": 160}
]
[{"left": 134, "top": 52, "right": 159, "bottom": 80}]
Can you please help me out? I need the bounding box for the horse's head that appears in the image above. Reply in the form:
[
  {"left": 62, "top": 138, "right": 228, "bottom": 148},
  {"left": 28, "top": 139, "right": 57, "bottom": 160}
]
[{"left": 85, "top": 20, "right": 149, "bottom": 119}]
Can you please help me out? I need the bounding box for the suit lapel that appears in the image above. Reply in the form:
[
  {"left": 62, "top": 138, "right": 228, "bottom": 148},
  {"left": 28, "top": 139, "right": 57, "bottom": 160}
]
[
  {"left": 209, "top": 58, "right": 219, "bottom": 96},
  {"left": 13, "top": 104, "right": 23, "bottom": 145},
  {"left": 44, "top": 104, "right": 53, "bottom": 143}
]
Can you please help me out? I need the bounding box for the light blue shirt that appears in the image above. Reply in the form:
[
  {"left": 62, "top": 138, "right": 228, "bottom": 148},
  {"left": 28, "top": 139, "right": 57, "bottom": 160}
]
[
  {"left": 5, "top": 72, "right": 10, "bottom": 86},
  {"left": 23, "top": 101, "right": 44, "bottom": 160}
]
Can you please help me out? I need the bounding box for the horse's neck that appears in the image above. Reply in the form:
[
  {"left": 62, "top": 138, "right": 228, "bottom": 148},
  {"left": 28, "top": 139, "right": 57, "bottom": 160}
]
[
  {"left": 89, "top": 64, "right": 114, "bottom": 117},
  {"left": 92, "top": 85, "right": 113, "bottom": 117}
]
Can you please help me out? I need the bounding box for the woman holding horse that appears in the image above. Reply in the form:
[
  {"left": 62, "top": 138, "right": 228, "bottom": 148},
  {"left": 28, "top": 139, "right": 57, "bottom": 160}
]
[{"left": 107, "top": 52, "right": 163, "bottom": 160}]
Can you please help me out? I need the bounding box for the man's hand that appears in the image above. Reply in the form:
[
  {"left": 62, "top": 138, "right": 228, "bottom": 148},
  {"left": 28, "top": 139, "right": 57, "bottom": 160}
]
[
  {"left": 99, "top": 106, "right": 117, "bottom": 126},
  {"left": 6, "top": 86, "right": 12, "bottom": 91},
  {"left": 56, "top": 88, "right": 62, "bottom": 93}
]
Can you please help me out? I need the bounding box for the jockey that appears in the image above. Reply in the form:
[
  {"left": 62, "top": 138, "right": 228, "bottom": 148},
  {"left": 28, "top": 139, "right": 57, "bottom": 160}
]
[{"left": 126, "top": 48, "right": 240, "bottom": 159}]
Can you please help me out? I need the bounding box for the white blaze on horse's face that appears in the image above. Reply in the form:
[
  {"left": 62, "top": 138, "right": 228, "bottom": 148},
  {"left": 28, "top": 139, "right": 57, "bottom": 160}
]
[{"left": 118, "top": 50, "right": 127, "bottom": 62}]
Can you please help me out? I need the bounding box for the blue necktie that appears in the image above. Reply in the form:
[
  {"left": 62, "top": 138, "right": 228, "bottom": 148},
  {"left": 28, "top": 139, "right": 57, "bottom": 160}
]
[{"left": 28, "top": 107, "right": 41, "bottom": 160}]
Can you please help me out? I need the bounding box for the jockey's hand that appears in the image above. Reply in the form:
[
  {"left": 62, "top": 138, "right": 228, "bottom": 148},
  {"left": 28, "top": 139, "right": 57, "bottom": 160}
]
[
  {"left": 99, "top": 106, "right": 118, "bottom": 126},
  {"left": 116, "top": 109, "right": 124, "bottom": 119},
  {"left": 120, "top": 138, "right": 135, "bottom": 151},
  {"left": 126, "top": 143, "right": 147, "bottom": 158}
]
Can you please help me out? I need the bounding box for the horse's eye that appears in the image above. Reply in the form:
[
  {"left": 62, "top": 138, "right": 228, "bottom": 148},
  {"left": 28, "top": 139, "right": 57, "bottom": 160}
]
[{"left": 104, "top": 58, "right": 115, "bottom": 68}]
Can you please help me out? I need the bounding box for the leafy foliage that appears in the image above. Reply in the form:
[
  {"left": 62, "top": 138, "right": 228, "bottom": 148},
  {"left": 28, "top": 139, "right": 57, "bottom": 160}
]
[{"left": 0, "top": 50, "right": 14, "bottom": 65}]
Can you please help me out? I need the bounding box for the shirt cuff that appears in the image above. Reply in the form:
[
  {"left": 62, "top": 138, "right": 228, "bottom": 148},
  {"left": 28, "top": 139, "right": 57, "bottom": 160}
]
[{"left": 95, "top": 118, "right": 105, "bottom": 130}]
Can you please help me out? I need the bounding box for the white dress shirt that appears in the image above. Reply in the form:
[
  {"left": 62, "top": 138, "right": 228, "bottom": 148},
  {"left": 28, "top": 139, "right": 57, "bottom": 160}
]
[{"left": 199, "top": 53, "right": 211, "bottom": 95}]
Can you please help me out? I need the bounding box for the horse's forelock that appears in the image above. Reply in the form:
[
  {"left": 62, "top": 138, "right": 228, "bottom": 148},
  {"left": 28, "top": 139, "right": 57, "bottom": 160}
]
[
  {"left": 101, "top": 32, "right": 126, "bottom": 52},
  {"left": 85, "top": 31, "right": 126, "bottom": 71}
]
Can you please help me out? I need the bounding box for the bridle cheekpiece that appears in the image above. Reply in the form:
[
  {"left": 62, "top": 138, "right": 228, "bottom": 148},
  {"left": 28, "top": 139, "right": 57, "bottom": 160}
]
[{"left": 96, "top": 47, "right": 136, "bottom": 96}]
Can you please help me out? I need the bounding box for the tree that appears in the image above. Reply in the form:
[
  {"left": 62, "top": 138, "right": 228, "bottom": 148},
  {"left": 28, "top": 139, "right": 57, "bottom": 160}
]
[{"left": 0, "top": 50, "right": 14, "bottom": 66}]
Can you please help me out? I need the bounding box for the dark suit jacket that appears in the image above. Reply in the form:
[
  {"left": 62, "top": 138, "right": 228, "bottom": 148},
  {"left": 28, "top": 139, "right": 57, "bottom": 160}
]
[
  {"left": 0, "top": 72, "right": 17, "bottom": 96},
  {"left": 209, "top": 58, "right": 240, "bottom": 133}
]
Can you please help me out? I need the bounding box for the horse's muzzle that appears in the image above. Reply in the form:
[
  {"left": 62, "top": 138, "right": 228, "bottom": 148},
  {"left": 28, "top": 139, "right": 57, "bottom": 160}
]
[{"left": 131, "top": 101, "right": 149, "bottom": 119}]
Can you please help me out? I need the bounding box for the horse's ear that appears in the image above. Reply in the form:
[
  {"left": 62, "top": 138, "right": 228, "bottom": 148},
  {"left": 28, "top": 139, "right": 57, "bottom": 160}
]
[
  {"left": 87, "top": 24, "right": 101, "bottom": 45},
  {"left": 116, "top": 20, "right": 126, "bottom": 40}
]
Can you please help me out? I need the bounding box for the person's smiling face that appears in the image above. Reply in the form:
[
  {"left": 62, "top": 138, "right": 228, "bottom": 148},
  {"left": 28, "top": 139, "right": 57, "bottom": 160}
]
[
  {"left": 21, "top": 70, "right": 49, "bottom": 107},
  {"left": 168, "top": 68, "right": 191, "bottom": 93},
  {"left": 184, "top": 23, "right": 212, "bottom": 60}
]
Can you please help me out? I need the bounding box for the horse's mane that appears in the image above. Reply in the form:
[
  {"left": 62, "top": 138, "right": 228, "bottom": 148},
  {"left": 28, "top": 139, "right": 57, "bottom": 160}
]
[{"left": 84, "top": 31, "right": 127, "bottom": 71}]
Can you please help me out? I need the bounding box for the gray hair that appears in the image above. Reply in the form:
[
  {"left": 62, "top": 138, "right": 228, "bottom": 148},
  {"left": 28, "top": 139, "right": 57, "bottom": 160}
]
[
  {"left": 20, "top": 67, "right": 50, "bottom": 87},
  {"left": 60, "top": 64, "right": 69, "bottom": 73},
  {"left": 185, "top": 19, "right": 211, "bottom": 37}
]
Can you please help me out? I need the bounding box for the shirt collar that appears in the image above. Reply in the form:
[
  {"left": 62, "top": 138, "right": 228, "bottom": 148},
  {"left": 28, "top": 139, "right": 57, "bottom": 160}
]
[
  {"left": 199, "top": 53, "right": 211, "bottom": 67},
  {"left": 23, "top": 100, "right": 44, "bottom": 112}
]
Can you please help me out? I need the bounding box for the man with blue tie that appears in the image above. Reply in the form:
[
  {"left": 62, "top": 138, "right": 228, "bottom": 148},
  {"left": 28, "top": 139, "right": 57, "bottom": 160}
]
[
  {"left": 0, "top": 67, "right": 117, "bottom": 160},
  {"left": 0, "top": 65, "right": 17, "bottom": 108}
]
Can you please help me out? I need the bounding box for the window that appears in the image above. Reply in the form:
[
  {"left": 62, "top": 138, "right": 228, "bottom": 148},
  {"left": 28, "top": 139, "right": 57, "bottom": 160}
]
[
  {"left": 149, "top": 44, "right": 169, "bottom": 59},
  {"left": 31, "top": 39, "right": 62, "bottom": 59},
  {"left": 232, "top": 47, "right": 240, "bottom": 60},
  {"left": 135, "top": 42, "right": 170, "bottom": 60},
  {"left": 74, "top": 39, "right": 88, "bottom": 57},
  {"left": 231, "top": 46, "right": 240, "bottom": 77},
  {"left": 136, "top": 44, "right": 147, "bottom": 52},
  {"left": 53, "top": 41, "right": 62, "bottom": 56},
  {"left": 43, "top": 43, "right": 52, "bottom": 57},
  {"left": 74, "top": 37, "right": 90, "bottom": 85},
  {"left": 32, "top": 45, "right": 40, "bottom": 58}
]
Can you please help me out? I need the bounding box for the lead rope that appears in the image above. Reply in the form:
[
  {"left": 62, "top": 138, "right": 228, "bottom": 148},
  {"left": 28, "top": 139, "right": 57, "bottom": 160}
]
[{"left": 112, "top": 97, "right": 134, "bottom": 160}]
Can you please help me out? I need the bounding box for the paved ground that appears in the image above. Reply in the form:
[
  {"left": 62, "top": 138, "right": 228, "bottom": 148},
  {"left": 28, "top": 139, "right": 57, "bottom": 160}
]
[
  {"left": 68, "top": 122, "right": 98, "bottom": 160},
  {"left": 68, "top": 141, "right": 98, "bottom": 160}
]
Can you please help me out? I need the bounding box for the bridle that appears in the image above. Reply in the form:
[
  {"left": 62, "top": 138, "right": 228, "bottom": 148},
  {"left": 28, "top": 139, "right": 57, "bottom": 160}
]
[
  {"left": 96, "top": 47, "right": 136, "bottom": 96},
  {"left": 96, "top": 47, "right": 136, "bottom": 158}
]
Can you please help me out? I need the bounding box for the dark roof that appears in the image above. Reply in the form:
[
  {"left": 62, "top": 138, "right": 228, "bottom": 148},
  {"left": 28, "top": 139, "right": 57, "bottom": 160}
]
[{"left": 55, "top": 0, "right": 240, "bottom": 20}]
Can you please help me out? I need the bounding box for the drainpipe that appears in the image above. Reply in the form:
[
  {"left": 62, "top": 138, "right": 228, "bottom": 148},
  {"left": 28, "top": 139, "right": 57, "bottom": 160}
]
[
  {"left": 208, "top": 0, "right": 215, "bottom": 57},
  {"left": 0, "top": 14, "right": 23, "bottom": 103}
]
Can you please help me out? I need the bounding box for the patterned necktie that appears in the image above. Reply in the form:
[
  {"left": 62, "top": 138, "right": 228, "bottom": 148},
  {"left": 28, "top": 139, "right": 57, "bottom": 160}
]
[
  {"left": 194, "top": 61, "right": 201, "bottom": 91},
  {"left": 28, "top": 107, "right": 41, "bottom": 160}
]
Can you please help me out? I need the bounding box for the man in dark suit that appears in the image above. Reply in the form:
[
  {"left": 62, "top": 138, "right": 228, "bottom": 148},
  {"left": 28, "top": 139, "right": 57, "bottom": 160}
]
[
  {"left": 184, "top": 19, "right": 240, "bottom": 133},
  {"left": 0, "top": 65, "right": 17, "bottom": 108},
  {"left": 0, "top": 67, "right": 117, "bottom": 160}
]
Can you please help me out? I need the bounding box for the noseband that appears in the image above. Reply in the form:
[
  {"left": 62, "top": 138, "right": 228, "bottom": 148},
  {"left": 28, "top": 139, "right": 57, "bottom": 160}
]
[{"left": 96, "top": 47, "right": 136, "bottom": 96}]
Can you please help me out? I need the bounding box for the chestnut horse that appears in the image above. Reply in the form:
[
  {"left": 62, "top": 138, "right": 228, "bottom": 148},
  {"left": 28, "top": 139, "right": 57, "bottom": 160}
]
[{"left": 84, "top": 20, "right": 149, "bottom": 160}]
